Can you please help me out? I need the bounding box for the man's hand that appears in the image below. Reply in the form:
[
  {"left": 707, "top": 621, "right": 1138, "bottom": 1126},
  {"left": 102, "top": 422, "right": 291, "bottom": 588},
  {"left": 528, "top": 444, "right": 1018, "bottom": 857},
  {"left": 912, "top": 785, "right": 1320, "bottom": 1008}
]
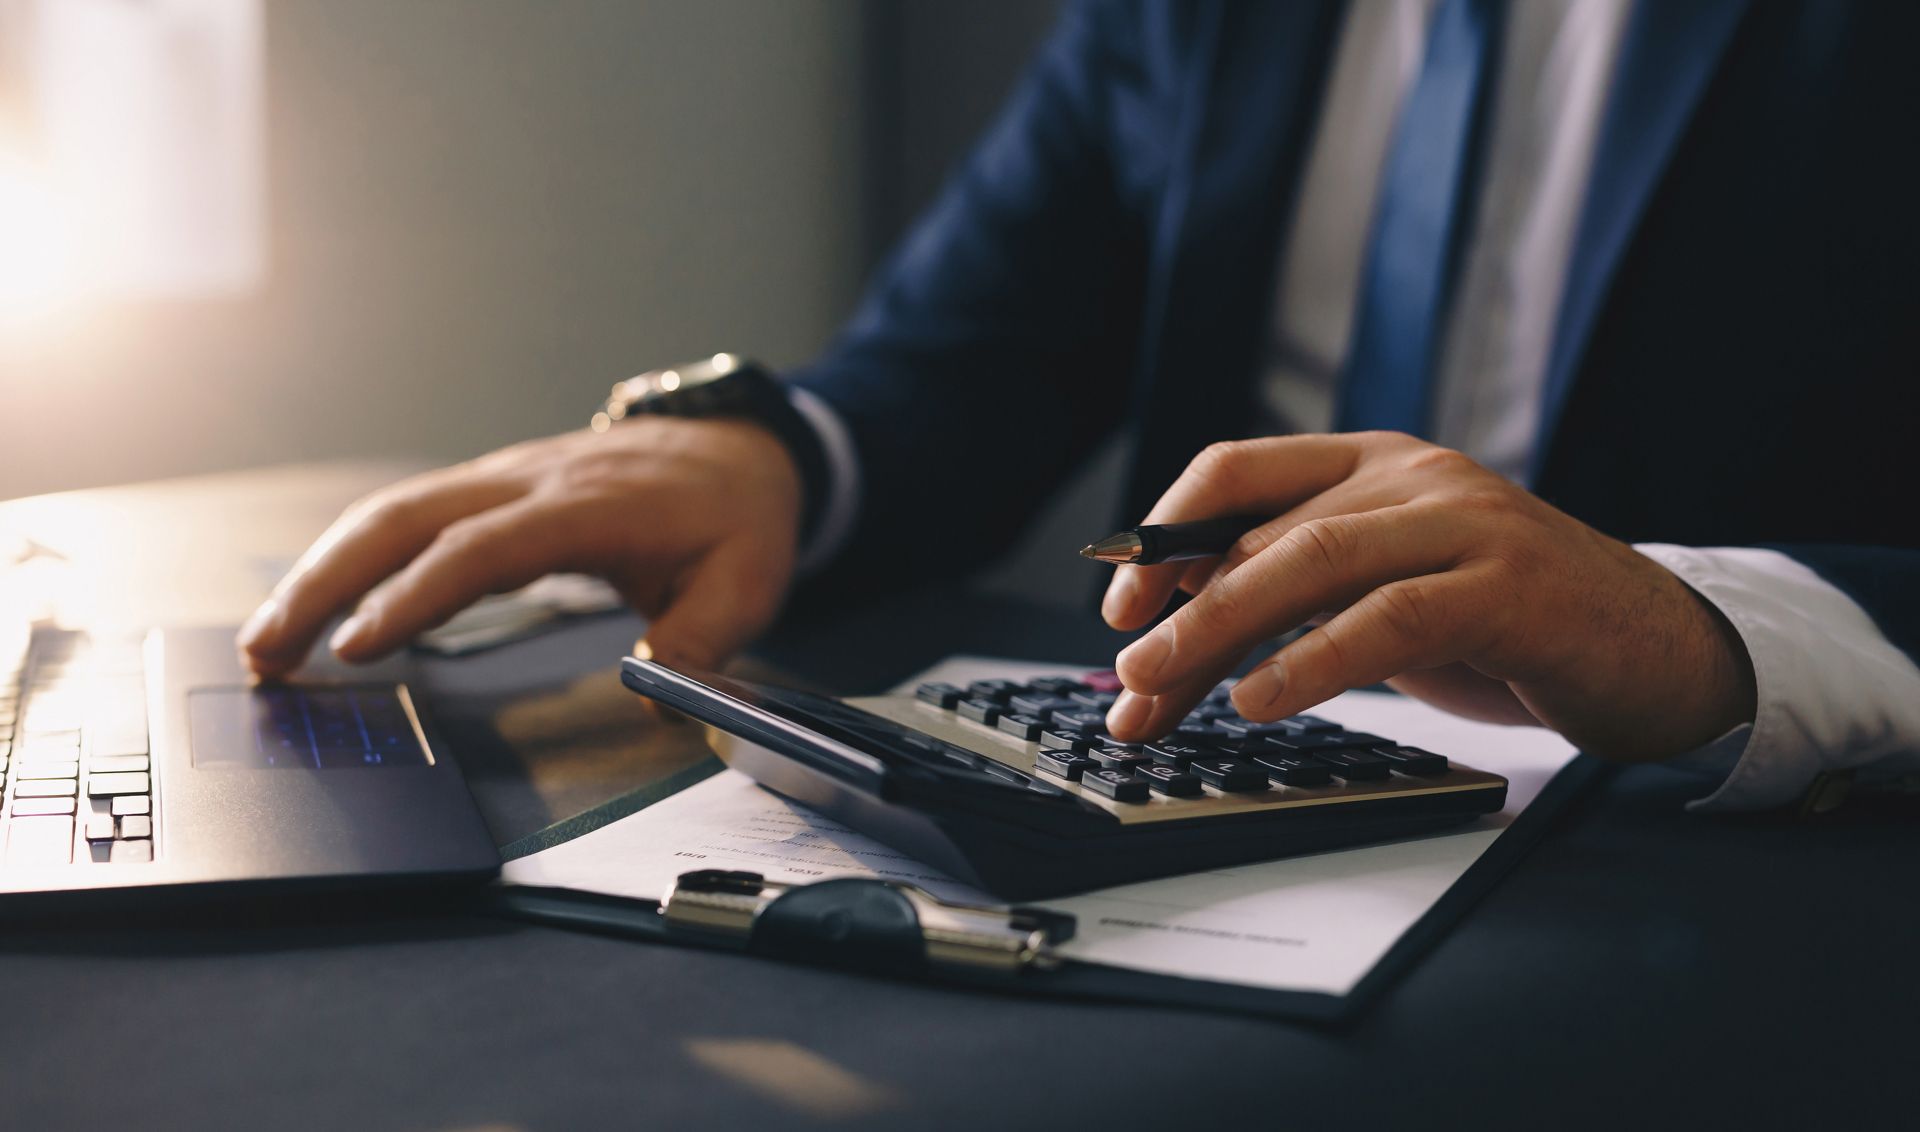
[
  {"left": 1100, "top": 433, "right": 1757, "bottom": 762},
  {"left": 238, "top": 417, "right": 802, "bottom": 677}
]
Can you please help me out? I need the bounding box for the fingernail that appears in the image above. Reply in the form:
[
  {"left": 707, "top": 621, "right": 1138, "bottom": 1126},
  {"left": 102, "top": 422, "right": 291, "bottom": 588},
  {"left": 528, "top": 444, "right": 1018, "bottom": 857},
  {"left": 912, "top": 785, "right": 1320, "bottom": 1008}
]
[
  {"left": 329, "top": 613, "right": 373, "bottom": 656},
  {"left": 1118, "top": 630, "right": 1172, "bottom": 686},
  {"left": 1101, "top": 569, "right": 1137, "bottom": 626},
  {"left": 1233, "top": 662, "right": 1287, "bottom": 718},
  {"left": 1107, "top": 689, "right": 1151, "bottom": 736},
  {"left": 236, "top": 599, "right": 280, "bottom": 650}
]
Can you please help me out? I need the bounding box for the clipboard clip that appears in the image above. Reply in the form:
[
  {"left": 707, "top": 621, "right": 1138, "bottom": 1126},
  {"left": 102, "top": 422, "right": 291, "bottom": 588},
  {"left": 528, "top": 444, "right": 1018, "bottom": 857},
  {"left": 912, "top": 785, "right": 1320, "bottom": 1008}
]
[{"left": 659, "top": 870, "right": 1075, "bottom": 976}]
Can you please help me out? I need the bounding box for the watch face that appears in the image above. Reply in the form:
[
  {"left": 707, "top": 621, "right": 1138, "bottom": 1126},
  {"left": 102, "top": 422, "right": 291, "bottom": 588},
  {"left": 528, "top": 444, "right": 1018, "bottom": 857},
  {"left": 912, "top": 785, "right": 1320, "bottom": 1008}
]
[{"left": 616, "top": 353, "right": 744, "bottom": 405}]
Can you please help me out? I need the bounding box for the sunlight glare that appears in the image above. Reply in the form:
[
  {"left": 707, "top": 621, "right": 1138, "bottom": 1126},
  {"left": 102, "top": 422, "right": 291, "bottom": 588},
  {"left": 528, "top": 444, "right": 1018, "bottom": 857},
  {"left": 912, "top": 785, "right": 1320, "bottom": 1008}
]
[{"left": 0, "top": 152, "right": 80, "bottom": 326}]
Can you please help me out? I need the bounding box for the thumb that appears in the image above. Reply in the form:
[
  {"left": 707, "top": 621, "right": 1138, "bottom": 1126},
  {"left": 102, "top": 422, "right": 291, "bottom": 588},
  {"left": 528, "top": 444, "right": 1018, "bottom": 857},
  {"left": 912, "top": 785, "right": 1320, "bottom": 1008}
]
[{"left": 638, "top": 541, "right": 788, "bottom": 671}]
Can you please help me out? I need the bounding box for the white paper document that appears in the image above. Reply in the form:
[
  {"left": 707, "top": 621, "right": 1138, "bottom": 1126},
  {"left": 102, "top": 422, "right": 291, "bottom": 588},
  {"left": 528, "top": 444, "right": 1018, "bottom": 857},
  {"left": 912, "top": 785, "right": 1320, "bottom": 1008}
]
[{"left": 502, "top": 657, "right": 1579, "bottom": 997}]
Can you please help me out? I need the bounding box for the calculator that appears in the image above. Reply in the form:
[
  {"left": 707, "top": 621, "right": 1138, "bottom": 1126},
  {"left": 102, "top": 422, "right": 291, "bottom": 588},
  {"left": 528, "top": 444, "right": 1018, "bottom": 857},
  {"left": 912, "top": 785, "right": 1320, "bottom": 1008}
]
[{"left": 621, "top": 658, "right": 1507, "bottom": 901}]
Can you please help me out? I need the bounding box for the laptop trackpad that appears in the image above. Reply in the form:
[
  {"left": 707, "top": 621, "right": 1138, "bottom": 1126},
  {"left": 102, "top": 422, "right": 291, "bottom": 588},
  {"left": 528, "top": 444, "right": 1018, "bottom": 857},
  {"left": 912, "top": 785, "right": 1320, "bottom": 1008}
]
[{"left": 188, "top": 686, "right": 431, "bottom": 769}]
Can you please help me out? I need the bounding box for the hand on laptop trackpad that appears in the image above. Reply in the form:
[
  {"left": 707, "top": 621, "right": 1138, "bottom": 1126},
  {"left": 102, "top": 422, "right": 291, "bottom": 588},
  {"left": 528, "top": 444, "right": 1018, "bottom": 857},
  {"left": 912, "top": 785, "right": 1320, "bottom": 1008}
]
[{"left": 187, "top": 686, "right": 430, "bottom": 770}]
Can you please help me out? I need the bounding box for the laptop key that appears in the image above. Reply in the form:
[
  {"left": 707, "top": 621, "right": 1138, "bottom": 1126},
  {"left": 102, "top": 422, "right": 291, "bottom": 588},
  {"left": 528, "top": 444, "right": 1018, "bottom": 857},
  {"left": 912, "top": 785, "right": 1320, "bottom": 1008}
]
[
  {"left": 12, "top": 797, "right": 77, "bottom": 817},
  {"left": 118, "top": 815, "right": 153, "bottom": 839},
  {"left": 1081, "top": 768, "right": 1150, "bottom": 802},
  {"left": 87, "top": 772, "right": 150, "bottom": 796},
  {"left": 7, "top": 816, "right": 74, "bottom": 866},
  {"left": 111, "top": 795, "right": 151, "bottom": 817},
  {"left": 84, "top": 814, "right": 116, "bottom": 841},
  {"left": 109, "top": 839, "right": 154, "bottom": 864},
  {"left": 16, "top": 758, "right": 79, "bottom": 779},
  {"left": 15, "top": 779, "right": 78, "bottom": 798},
  {"left": 88, "top": 755, "right": 150, "bottom": 774}
]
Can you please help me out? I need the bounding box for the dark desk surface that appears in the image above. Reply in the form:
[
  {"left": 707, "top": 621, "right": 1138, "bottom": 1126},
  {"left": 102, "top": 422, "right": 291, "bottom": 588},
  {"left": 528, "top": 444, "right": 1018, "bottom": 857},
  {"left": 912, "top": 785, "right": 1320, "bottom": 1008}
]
[{"left": 3, "top": 471, "right": 1915, "bottom": 1130}]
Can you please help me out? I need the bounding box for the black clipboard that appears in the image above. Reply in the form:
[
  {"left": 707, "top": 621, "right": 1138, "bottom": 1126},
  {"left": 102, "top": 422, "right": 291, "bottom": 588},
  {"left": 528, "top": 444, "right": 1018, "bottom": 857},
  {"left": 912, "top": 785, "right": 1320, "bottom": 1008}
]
[{"left": 486, "top": 752, "right": 1605, "bottom": 1024}]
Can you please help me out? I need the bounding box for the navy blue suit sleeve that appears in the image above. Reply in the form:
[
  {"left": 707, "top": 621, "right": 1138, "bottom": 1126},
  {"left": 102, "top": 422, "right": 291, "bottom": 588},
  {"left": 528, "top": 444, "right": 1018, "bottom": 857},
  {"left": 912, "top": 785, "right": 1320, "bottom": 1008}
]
[
  {"left": 784, "top": 0, "right": 1158, "bottom": 589},
  {"left": 1768, "top": 545, "right": 1920, "bottom": 667}
]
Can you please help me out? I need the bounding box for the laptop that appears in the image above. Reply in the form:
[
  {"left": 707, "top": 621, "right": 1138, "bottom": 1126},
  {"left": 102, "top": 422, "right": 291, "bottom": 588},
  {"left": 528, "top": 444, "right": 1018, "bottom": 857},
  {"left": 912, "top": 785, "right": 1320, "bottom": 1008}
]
[{"left": 0, "top": 623, "right": 499, "bottom": 911}]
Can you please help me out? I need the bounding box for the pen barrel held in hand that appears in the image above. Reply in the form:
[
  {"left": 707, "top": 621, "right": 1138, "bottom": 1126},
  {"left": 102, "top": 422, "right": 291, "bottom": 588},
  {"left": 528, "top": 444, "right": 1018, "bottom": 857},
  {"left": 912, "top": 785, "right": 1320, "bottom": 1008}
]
[{"left": 1137, "top": 516, "right": 1265, "bottom": 564}]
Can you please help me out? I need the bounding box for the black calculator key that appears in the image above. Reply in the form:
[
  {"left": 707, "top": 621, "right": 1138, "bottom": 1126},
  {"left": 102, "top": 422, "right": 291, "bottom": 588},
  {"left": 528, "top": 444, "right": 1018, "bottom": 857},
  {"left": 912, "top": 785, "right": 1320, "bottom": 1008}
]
[
  {"left": 1212, "top": 718, "right": 1301, "bottom": 740},
  {"left": 1250, "top": 751, "right": 1335, "bottom": 787},
  {"left": 1027, "top": 677, "right": 1086, "bottom": 696},
  {"left": 1068, "top": 689, "right": 1117, "bottom": 711},
  {"left": 966, "top": 680, "right": 1023, "bottom": 705},
  {"left": 1374, "top": 745, "right": 1449, "bottom": 775},
  {"left": 1090, "top": 746, "right": 1152, "bottom": 770},
  {"left": 1326, "top": 731, "right": 1388, "bottom": 748},
  {"left": 1081, "top": 768, "right": 1150, "bottom": 802},
  {"left": 1136, "top": 763, "right": 1203, "bottom": 797},
  {"left": 1263, "top": 732, "right": 1382, "bottom": 755},
  {"left": 1048, "top": 710, "right": 1109, "bottom": 736},
  {"left": 1034, "top": 749, "right": 1095, "bottom": 782},
  {"left": 1146, "top": 742, "right": 1209, "bottom": 768},
  {"left": 1039, "top": 730, "right": 1092, "bottom": 754},
  {"left": 1315, "top": 749, "right": 1394, "bottom": 781},
  {"left": 1192, "top": 702, "right": 1240, "bottom": 721},
  {"left": 1008, "top": 693, "right": 1077, "bottom": 720},
  {"left": 1204, "top": 684, "right": 1235, "bottom": 703},
  {"left": 1173, "top": 723, "right": 1231, "bottom": 746},
  {"left": 1188, "top": 758, "right": 1270, "bottom": 792},
  {"left": 956, "top": 698, "right": 1002, "bottom": 726},
  {"left": 997, "top": 713, "right": 1045, "bottom": 740},
  {"left": 915, "top": 682, "right": 965, "bottom": 709},
  {"left": 1283, "top": 714, "right": 1340, "bottom": 733}
]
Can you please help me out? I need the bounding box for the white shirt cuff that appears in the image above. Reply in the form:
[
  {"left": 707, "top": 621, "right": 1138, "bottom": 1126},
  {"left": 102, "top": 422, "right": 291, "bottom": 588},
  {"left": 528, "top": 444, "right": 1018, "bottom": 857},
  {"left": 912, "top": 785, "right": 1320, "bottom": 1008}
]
[
  {"left": 1634, "top": 544, "right": 1920, "bottom": 812},
  {"left": 786, "top": 387, "right": 862, "bottom": 575}
]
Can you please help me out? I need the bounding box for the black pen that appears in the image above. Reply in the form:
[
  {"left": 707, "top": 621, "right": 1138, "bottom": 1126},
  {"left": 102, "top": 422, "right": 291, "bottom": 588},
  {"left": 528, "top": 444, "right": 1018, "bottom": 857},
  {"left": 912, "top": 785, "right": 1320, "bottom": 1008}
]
[{"left": 1079, "top": 516, "right": 1265, "bottom": 566}]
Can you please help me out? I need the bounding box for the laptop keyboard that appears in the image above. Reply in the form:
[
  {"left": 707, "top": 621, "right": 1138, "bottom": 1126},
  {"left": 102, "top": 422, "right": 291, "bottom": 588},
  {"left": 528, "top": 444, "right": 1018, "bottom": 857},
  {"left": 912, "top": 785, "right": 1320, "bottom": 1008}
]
[
  {"left": 0, "top": 631, "right": 155, "bottom": 867},
  {"left": 916, "top": 673, "right": 1452, "bottom": 804}
]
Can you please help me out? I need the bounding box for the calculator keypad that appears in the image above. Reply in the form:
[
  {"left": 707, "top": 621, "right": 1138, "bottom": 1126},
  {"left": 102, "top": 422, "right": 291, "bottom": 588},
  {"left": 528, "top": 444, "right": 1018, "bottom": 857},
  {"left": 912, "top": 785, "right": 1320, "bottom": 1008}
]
[{"left": 913, "top": 676, "right": 1453, "bottom": 810}]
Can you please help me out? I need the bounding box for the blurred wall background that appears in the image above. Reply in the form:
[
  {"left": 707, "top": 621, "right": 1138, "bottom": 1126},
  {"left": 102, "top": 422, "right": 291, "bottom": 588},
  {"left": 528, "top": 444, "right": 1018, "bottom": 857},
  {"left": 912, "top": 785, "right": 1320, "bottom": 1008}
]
[{"left": 0, "top": 0, "right": 1100, "bottom": 602}]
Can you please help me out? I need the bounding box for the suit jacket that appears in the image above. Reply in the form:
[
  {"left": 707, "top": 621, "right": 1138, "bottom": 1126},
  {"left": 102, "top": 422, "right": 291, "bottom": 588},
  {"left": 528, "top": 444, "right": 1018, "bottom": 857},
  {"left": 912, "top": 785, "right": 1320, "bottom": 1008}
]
[{"left": 787, "top": 0, "right": 1920, "bottom": 664}]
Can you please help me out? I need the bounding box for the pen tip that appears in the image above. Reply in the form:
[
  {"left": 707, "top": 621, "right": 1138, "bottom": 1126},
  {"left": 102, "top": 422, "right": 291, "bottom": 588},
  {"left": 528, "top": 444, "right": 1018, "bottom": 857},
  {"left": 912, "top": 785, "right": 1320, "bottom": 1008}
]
[{"left": 1079, "top": 532, "right": 1143, "bottom": 564}]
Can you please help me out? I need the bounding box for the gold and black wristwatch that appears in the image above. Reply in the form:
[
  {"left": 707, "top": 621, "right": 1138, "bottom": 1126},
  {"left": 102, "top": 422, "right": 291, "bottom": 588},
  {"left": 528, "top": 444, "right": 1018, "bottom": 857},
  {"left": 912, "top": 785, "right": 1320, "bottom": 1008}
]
[{"left": 593, "top": 353, "right": 832, "bottom": 541}]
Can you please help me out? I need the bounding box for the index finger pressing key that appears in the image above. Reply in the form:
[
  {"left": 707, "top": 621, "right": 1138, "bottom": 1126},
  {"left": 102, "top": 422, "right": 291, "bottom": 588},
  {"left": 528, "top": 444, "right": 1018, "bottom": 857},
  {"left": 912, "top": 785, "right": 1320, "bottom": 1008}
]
[{"left": 1113, "top": 503, "right": 1469, "bottom": 700}]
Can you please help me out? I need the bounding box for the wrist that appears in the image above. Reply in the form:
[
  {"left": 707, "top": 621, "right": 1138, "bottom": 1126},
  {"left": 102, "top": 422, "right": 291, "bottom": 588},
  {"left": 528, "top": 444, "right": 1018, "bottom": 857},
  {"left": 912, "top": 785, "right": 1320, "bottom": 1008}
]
[{"left": 597, "top": 356, "right": 831, "bottom": 542}]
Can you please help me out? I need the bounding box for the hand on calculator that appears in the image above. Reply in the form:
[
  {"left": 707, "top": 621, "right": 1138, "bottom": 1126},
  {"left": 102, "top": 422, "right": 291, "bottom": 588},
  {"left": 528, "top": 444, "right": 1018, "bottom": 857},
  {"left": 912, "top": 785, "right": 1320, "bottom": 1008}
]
[{"left": 1099, "top": 432, "right": 1758, "bottom": 763}]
